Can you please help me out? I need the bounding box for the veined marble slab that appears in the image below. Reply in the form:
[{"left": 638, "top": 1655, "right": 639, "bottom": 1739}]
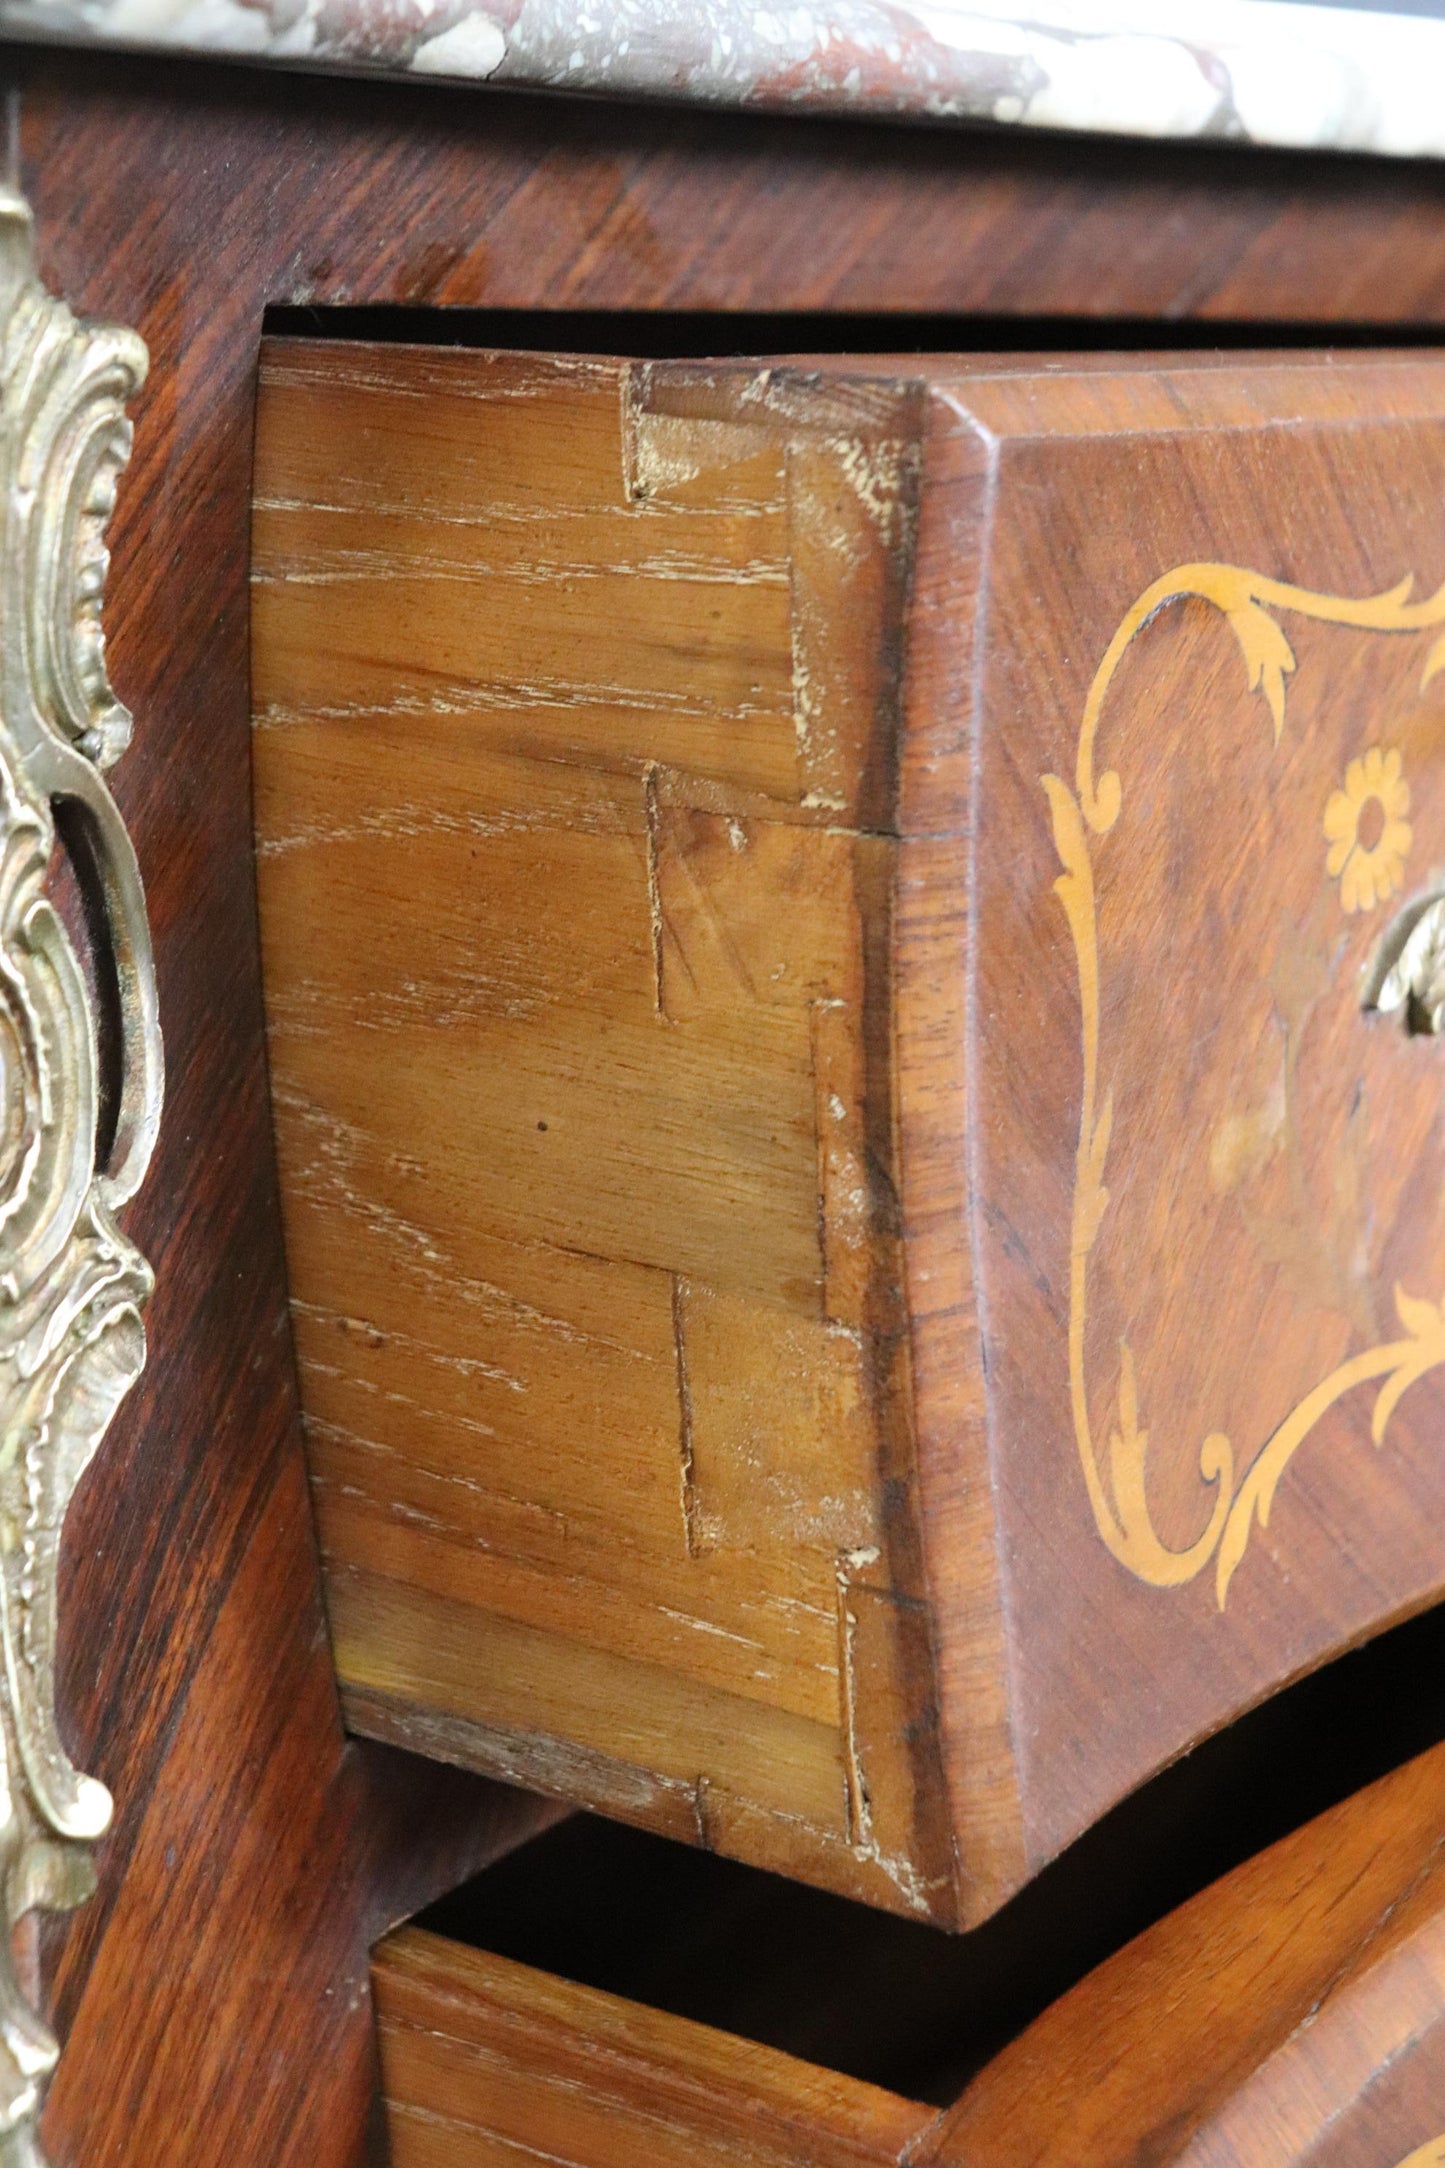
[{"left": 4, "top": 0, "right": 1445, "bottom": 158}]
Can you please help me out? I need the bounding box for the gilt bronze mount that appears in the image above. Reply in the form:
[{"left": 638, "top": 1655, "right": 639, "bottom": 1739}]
[{"left": 0, "top": 186, "right": 159, "bottom": 2165}]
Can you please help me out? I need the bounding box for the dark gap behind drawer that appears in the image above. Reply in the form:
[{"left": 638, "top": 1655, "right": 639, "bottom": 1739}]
[
  {"left": 416, "top": 1597, "right": 1445, "bottom": 2109},
  {"left": 263, "top": 306, "right": 1445, "bottom": 354}
]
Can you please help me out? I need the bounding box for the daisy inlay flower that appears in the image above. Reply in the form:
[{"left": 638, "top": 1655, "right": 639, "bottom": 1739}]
[{"left": 1323, "top": 745, "right": 1411, "bottom": 914}]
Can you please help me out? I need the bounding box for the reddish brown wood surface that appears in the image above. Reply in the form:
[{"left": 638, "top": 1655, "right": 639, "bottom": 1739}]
[
  {"left": 923, "top": 1734, "right": 1445, "bottom": 2168},
  {"left": 19, "top": 49, "right": 1445, "bottom": 335},
  {"left": 933, "top": 355, "right": 1445, "bottom": 1887},
  {"left": 14, "top": 42, "right": 1445, "bottom": 2167}
]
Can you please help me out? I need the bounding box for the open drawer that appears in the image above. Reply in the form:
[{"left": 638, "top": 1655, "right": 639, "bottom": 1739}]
[
  {"left": 373, "top": 1726, "right": 1445, "bottom": 2167},
  {"left": 253, "top": 338, "right": 1445, "bottom": 1929}
]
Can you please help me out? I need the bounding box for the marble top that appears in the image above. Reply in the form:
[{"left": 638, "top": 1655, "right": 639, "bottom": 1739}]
[{"left": 4, "top": 0, "right": 1445, "bottom": 160}]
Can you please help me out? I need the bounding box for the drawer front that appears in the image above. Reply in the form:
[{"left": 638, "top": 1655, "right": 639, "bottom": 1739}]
[
  {"left": 958, "top": 361, "right": 1445, "bottom": 1893},
  {"left": 253, "top": 340, "right": 1445, "bottom": 1926}
]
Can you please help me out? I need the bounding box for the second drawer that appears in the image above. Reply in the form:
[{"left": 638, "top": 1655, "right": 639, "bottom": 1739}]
[{"left": 375, "top": 1725, "right": 1445, "bottom": 2168}]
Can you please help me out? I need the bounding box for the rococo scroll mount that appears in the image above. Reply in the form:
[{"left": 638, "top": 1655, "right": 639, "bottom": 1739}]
[{"left": 0, "top": 189, "right": 160, "bottom": 2163}]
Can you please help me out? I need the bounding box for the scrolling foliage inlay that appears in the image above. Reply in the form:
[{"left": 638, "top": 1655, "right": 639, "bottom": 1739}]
[
  {"left": 1044, "top": 564, "right": 1445, "bottom": 1610},
  {"left": 0, "top": 190, "right": 160, "bottom": 2164},
  {"left": 1396, "top": 2137, "right": 1445, "bottom": 2168}
]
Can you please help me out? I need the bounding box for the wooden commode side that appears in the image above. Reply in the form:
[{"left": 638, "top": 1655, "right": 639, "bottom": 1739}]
[{"left": 252, "top": 340, "right": 1445, "bottom": 1927}]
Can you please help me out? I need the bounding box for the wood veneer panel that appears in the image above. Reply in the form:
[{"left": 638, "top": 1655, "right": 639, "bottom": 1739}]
[
  {"left": 255, "top": 338, "right": 1445, "bottom": 1931},
  {"left": 925, "top": 351, "right": 1445, "bottom": 1892},
  {"left": 28, "top": 49, "right": 1445, "bottom": 338}
]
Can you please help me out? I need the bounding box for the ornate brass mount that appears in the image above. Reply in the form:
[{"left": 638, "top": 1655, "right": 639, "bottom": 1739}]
[
  {"left": 0, "top": 190, "right": 159, "bottom": 2163},
  {"left": 1366, "top": 890, "right": 1445, "bottom": 1034}
]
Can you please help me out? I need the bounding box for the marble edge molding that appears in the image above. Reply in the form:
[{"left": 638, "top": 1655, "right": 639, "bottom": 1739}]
[{"left": 2, "top": 0, "right": 1445, "bottom": 159}]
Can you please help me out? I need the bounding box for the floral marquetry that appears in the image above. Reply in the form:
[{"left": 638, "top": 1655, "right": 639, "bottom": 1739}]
[
  {"left": 1046, "top": 569, "right": 1445, "bottom": 1607},
  {"left": 1324, "top": 745, "right": 1412, "bottom": 912}
]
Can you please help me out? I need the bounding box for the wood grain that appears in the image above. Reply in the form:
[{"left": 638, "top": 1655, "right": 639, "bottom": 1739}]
[
  {"left": 371, "top": 1927, "right": 935, "bottom": 2168},
  {"left": 14, "top": 41, "right": 1445, "bottom": 2163},
  {"left": 253, "top": 341, "right": 948, "bottom": 1919},
  {"left": 923, "top": 1733, "right": 1445, "bottom": 2168},
  {"left": 255, "top": 339, "right": 1445, "bottom": 1933}
]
